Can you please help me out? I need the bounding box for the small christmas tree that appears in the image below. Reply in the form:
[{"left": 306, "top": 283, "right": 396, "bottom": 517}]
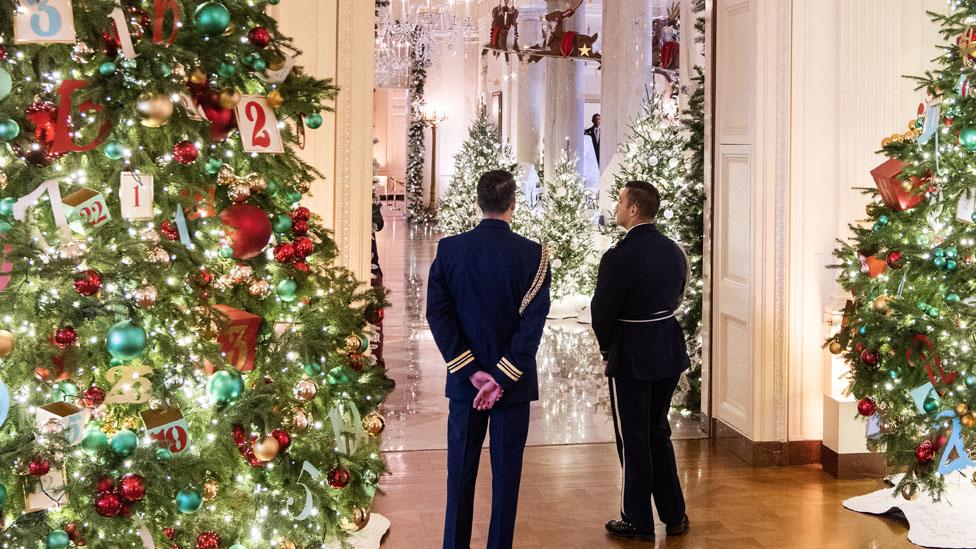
[
  {"left": 0, "top": 1, "right": 390, "bottom": 546},
  {"left": 539, "top": 151, "right": 597, "bottom": 299}
]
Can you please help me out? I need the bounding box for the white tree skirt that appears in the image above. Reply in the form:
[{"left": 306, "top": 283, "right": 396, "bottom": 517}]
[
  {"left": 844, "top": 472, "right": 976, "bottom": 548},
  {"left": 548, "top": 294, "right": 590, "bottom": 320},
  {"left": 137, "top": 514, "right": 390, "bottom": 548}
]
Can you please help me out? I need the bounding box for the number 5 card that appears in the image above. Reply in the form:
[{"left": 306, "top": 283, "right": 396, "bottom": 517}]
[
  {"left": 14, "top": 0, "right": 77, "bottom": 44},
  {"left": 236, "top": 95, "right": 284, "bottom": 154}
]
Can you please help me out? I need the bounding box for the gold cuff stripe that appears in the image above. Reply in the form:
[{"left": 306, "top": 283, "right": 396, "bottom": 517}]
[
  {"left": 448, "top": 355, "right": 475, "bottom": 373},
  {"left": 446, "top": 350, "right": 473, "bottom": 368},
  {"left": 501, "top": 357, "right": 523, "bottom": 376},
  {"left": 497, "top": 361, "right": 521, "bottom": 381}
]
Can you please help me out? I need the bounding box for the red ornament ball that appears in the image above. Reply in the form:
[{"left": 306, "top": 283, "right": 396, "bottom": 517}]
[
  {"left": 857, "top": 397, "right": 877, "bottom": 417},
  {"left": 196, "top": 531, "right": 221, "bottom": 549},
  {"left": 83, "top": 386, "right": 106, "bottom": 408},
  {"left": 271, "top": 428, "right": 291, "bottom": 451},
  {"left": 54, "top": 326, "right": 78, "bottom": 347},
  {"left": 293, "top": 261, "right": 309, "bottom": 274},
  {"left": 854, "top": 342, "right": 865, "bottom": 355},
  {"left": 173, "top": 140, "right": 199, "bottom": 164},
  {"left": 915, "top": 440, "right": 935, "bottom": 465},
  {"left": 160, "top": 220, "right": 180, "bottom": 241},
  {"left": 95, "top": 491, "right": 124, "bottom": 517},
  {"left": 292, "top": 220, "right": 309, "bottom": 236},
  {"left": 860, "top": 348, "right": 881, "bottom": 368},
  {"left": 119, "top": 474, "right": 146, "bottom": 502},
  {"left": 232, "top": 424, "right": 247, "bottom": 448},
  {"left": 193, "top": 268, "right": 213, "bottom": 288},
  {"left": 0, "top": 46, "right": 7, "bottom": 61},
  {"left": 274, "top": 242, "right": 295, "bottom": 263},
  {"left": 935, "top": 434, "right": 949, "bottom": 452},
  {"left": 28, "top": 457, "right": 50, "bottom": 476},
  {"left": 294, "top": 236, "right": 314, "bottom": 257},
  {"left": 247, "top": 27, "right": 272, "bottom": 48},
  {"left": 73, "top": 269, "right": 103, "bottom": 296},
  {"left": 328, "top": 465, "right": 351, "bottom": 489},
  {"left": 291, "top": 207, "right": 311, "bottom": 222},
  {"left": 886, "top": 250, "right": 906, "bottom": 269},
  {"left": 163, "top": 527, "right": 176, "bottom": 540},
  {"left": 219, "top": 204, "right": 273, "bottom": 260},
  {"left": 95, "top": 476, "right": 115, "bottom": 493}
]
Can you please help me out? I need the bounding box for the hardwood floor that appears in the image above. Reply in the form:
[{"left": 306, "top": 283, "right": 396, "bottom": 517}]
[{"left": 374, "top": 440, "right": 913, "bottom": 548}]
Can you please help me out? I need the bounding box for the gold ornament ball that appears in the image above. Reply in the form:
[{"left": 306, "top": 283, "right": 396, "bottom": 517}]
[
  {"left": 133, "top": 285, "right": 158, "bottom": 308},
  {"left": 294, "top": 180, "right": 311, "bottom": 194},
  {"left": 217, "top": 165, "right": 236, "bottom": 187},
  {"left": 229, "top": 264, "right": 254, "bottom": 285},
  {"left": 957, "top": 403, "right": 970, "bottom": 417},
  {"left": 189, "top": 68, "right": 207, "bottom": 85},
  {"left": 218, "top": 88, "right": 242, "bottom": 110},
  {"left": 267, "top": 90, "right": 285, "bottom": 109},
  {"left": 872, "top": 295, "right": 892, "bottom": 314},
  {"left": 137, "top": 94, "right": 174, "bottom": 128},
  {"left": 363, "top": 412, "right": 385, "bottom": 437},
  {"left": 228, "top": 183, "right": 251, "bottom": 203},
  {"left": 0, "top": 329, "right": 15, "bottom": 358},
  {"left": 881, "top": 137, "right": 892, "bottom": 147},
  {"left": 291, "top": 407, "right": 311, "bottom": 432},
  {"left": 148, "top": 248, "right": 171, "bottom": 265},
  {"left": 345, "top": 335, "right": 362, "bottom": 354},
  {"left": 280, "top": 542, "right": 296, "bottom": 549},
  {"left": 203, "top": 479, "right": 219, "bottom": 501},
  {"left": 828, "top": 341, "right": 843, "bottom": 355},
  {"left": 295, "top": 379, "right": 318, "bottom": 401},
  {"left": 245, "top": 174, "right": 267, "bottom": 193},
  {"left": 962, "top": 413, "right": 976, "bottom": 428},
  {"left": 249, "top": 279, "right": 272, "bottom": 298},
  {"left": 340, "top": 507, "right": 371, "bottom": 533},
  {"left": 253, "top": 435, "right": 281, "bottom": 462}
]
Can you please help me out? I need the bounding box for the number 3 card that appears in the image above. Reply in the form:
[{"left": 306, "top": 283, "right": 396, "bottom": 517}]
[
  {"left": 14, "top": 0, "right": 77, "bottom": 44},
  {"left": 236, "top": 95, "right": 284, "bottom": 154}
]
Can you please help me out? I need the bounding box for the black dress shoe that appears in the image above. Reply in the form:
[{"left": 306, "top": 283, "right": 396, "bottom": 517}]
[
  {"left": 666, "top": 514, "right": 689, "bottom": 536},
  {"left": 605, "top": 519, "right": 654, "bottom": 541}
]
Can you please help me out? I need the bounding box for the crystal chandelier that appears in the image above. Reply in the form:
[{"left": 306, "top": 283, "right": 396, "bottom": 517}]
[{"left": 375, "top": 0, "right": 479, "bottom": 88}]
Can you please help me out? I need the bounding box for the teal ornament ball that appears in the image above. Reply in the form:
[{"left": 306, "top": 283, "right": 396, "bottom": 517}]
[
  {"left": 251, "top": 58, "right": 267, "bottom": 71},
  {"left": 205, "top": 157, "right": 223, "bottom": 175},
  {"left": 962, "top": 126, "right": 976, "bottom": 151},
  {"left": 888, "top": 369, "right": 899, "bottom": 380},
  {"left": 284, "top": 188, "right": 303, "bottom": 204},
  {"left": 176, "top": 487, "right": 203, "bottom": 514},
  {"left": 303, "top": 362, "right": 323, "bottom": 376},
  {"left": 156, "top": 447, "right": 173, "bottom": 461},
  {"left": 265, "top": 179, "right": 279, "bottom": 195},
  {"left": 0, "top": 220, "right": 11, "bottom": 233},
  {"left": 219, "top": 246, "right": 234, "bottom": 259},
  {"left": 218, "top": 59, "right": 238, "bottom": 78},
  {"left": 877, "top": 215, "right": 889, "bottom": 225},
  {"left": 934, "top": 257, "right": 947, "bottom": 269},
  {"left": 927, "top": 307, "right": 940, "bottom": 318},
  {"left": 923, "top": 398, "right": 939, "bottom": 414},
  {"left": 81, "top": 427, "right": 108, "bottom": 454},
  {"left": 934, "top": 248, "right": 945, "bottom": 258},
  {"left": 946, "top": 293, "right": 961, "bottom": 304},
  {"left": 966, "top": 374, "right": 976, "bottom": 388},
  {"left": 0, "top": 69, "right": 12, "bottom": 101},
  {"left": 230, "top": 545, "right": 246, "bottom": 549},
  {"left": 158, "top": 62, "right": 173, "bottom": 78},
  {"left": 46, "top": 530, "right": 70, "bottom": 549},
  {"left": 272, "top": 214, "right": 293, "bottom": 234},
  {"left": 0, "top": 483, "right": 6, "bottom": 506},
  {"left": 98, "top": 61, "right": 117, "bottom": 76},
  {"left": 327, "top": 366, "right": 352, "bottom": 385},
  {"left": 0, "top": 198, "right": 13, "bottom": 217},
  {"left": 207, "top": 370, "right": 244, "bottom": 405},
  {"left": 193, "top": 2, "right": 231, "bottom": 36},
  {"left": 305, "top": 112, "right": 324, "bottom": 129},
  {"left": 111, "top": 429, "right": 138, "bottom": 456},
  {"left": 871, "top": 223, "right": 882, "bottom": 232},
  {"left": 106, "top": 320, "right": 147, "bottom": 360},
  {"left": 54, "top": 381, "right": 78, "bottom": 401},
  {"left": 858, "top": 326, "right": 866, "bottom": 336},
  {"left": 946, "top": 246, "right": 958, "bottom": 259},
  {"left": 971, "top": 211, "right": 976, "bottom": 223},
  {"left": 947, "top": 260, "right": 958, "bottom": 271},
  {"left": 104, "top": 142, "right": 125, "bottom": 160},
  {"left": 0, "top": 119, "right": 20, "bottom": 141},
  {"left": 277, "top": 279, "right": 298, "bottom": 301}
]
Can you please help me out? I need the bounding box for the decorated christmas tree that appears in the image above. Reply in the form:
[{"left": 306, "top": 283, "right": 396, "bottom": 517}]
[
  {"left": 829, "top": 6, "right": 976, "bottom": 499},
  {"left": 538, "top": 151, "right": 596, "bottom": 300},
  {"left": 611, "top": 93, "right": 702, "bottom": 412},
  {"left": 436, "top": 107, "right": 536, "bottom": 236},
  {"left": 0, "top": 1, "right": 390, "bottom": 546}
]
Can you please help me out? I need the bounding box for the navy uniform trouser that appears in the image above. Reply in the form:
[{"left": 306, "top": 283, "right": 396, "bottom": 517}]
[
  {"left": 608, "top": 375, "right": 686, "bottom": 532},
  {"left": 443, "top": 399, "right": 530, "bottom": 549}
]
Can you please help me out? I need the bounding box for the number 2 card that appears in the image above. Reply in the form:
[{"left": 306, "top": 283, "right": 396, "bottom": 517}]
[{"left": 235, "top": 95, "right": 284, "bottom": 154}]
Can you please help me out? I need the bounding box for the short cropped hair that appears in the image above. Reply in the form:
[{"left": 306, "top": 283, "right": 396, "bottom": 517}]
[
  {"left": 478, "top": 170, "right": 517, "bottom": 214},
  {"left": 592, "top": 113, "right": 600, "bottom": 123},
  {"left": 623, "top": 181, "right": 661, "bottom": 220}
]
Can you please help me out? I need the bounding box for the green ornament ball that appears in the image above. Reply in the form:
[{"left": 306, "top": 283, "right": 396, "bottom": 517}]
[
  {"left": 934, "top": 257, "right": 947, "bottom": 269},
  {"left": 0, "top": 220, "right": 11, "bottom": 233},
  {"left": 272, "top": 214, "right": 293, "bottom": 234},
  {"left": 327, "top": 366, "right": 352, "bottom": 385},
  {"left": 243, "top": 53, "right": 261, "bottom": 66},
  {"left": 265, "top": 179, "right": 279, "bottom": 195},
  {"left": 207, "top": 370, "right": 244, "bottom": 405},
  {"left": 54, "top": 381, "right": 78, "bottom": 401},
  {"left": 946, "top": 246, "right": 958, "bottom": 259},
  {"left": 303, "top": 362, "right": 323, "bottom": 376},
  {"left": 0, "top": 484, "right": 6, "bottom": 506},
  {"left": 284, "top": 188, "right": 303, "bottom": 204},
  {"left": 111, "top": 429, "right": 138, "bottom": 456},
  {"left": 205, "top": 157, "right": 223, "bottom": 175},
  {"left": 966, "top": 374, "right": 976, "bottom": 388},
  {"left": 106, "top": 320, "right": 147, "bottom": 360},
  {"left": 871, "top": 223, "right": 882, "bottom": 232},
  {"left": 947, "top": 260, "right": 958, "bottom": 271},
  {"left": 98, "top": 61, "right": 117, "bottom": 76},
  {"left": 277, "top": 278, "right": 298, "bottom": 301},
  {"left": 46, "top": 530, "right": 70, "bottom": 549},
  {"left": 158, "top": 62, "right": 173, "bottom": 78},
  {"left": 176, "top": 487, "right": 203, "bottom": 514},
  {"left": 104, "top": 142, "right": 125, "bottom": 160},
  {"left": 218, "top": 59, "right": 238, "bottom": 78},
  {"left": 81, "top": 427, "right": 108, "bottom": 454},
  {"left": 877, "top": 215, "right": 889, "bottom": 225},
  {"left": 0, "top": 198, "right": 13, "bottom": 217},
  {"left": 156, "top": 447, "right": 173, "bottom": 461},
  {"left": 934, "top": 247, "right": 946, "bottom": 258},
  {"left": 927, "top": 307, "right": 940, "bottom": 318},
  {"left": 0, "top": 119, "right": 20, "bottom": 141},
  {"left": 971, "top": 211, "right": 976, "bottom": 223},
  {"left": 916, "top": 301, "right": 928, "bottom": 311},
  {"left": 251, "top": 58, "right": 268, "bottom": 71},
  {"left": 305, "top": 112, "right": 324, "bottom": 129},
  {"left": 962, "top": 126, "right": 976, "bottom": 151},
  {"left": 219, "top": 246, "right": 235, "bottom": 259},
  {"left": 0, "top": 69, "right": 12, "bottom": 101},
  {"left": 923, "top": 398, "right": 939, "bottom": 413},
  {"left": 946, "top": 293, "right": 961, "bottom": 304},
  {"left": 193, "top": 2, "right": 231, "bottom": 36}
]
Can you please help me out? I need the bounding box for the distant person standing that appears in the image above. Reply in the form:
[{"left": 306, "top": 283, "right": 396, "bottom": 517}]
[
  {"left": 591, "top": 181, "right": 690, "bottom": 542},
  {"left": 584, "top": 113, "right": 601, "bottom": 163},
  {"left": 427, "top": 170, "right": 552, "bottom": 549}
]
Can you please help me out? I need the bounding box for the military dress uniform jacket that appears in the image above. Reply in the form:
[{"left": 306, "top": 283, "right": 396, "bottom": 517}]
[
  {"left": 426, "top": 219, "right": 552, "bottom": 403},
  {"left": 591, "top": 223, "right": 690, "bottom": 381}
]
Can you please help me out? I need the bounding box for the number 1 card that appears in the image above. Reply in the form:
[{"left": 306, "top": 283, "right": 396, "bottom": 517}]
[
  {"left": 120, "top": 172, "right": 154, "bottom": 220},
  {"left": 235, "top": 95, "right": 284, "bottom": 154}
]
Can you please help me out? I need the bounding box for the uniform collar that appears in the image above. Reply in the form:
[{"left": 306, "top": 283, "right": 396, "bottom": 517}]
[
  {"left": 478, "top": 218, "right": 512, "bottom": 230},
  {"left": 624, "top": 222, "right": 657, "bottom": 239}
]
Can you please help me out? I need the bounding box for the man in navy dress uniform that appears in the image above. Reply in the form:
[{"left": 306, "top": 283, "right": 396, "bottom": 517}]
[
  {"left": 426, "top": 170, "right": 551, "bottom": 549},
  {"left": 591, "top": 181, "right": 690, "bottom": 541}
]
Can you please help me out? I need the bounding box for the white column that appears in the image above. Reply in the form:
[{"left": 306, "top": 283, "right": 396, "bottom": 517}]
[
  {"left": 515, "top": 5, "right": 546, "bottom": 167},
  {"left": 544, "top": 0, "right": 585, "bottom": 182},
  {"left": 600, "top": 0, "right": 654, "bottom": 172}
]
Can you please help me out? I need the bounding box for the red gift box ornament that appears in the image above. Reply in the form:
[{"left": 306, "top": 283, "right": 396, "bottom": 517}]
[
  {"left": 857, "top": 251, "right": 887, "bottom": 278},
  {"left": 870, "top": 158, "right": 926, "bottom": 211},
  {"left": 214, "top": 304, "right": 261, "bottom": 372},
  {"left": 958, "top": 27, "right": 976, "bottom": 66}
]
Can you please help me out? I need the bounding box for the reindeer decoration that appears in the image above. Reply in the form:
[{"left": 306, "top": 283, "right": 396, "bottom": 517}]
[
  {"left": 541, "top": 0, "right": 600, "bottom": 60},
  {"left": 482, "top": 0, "right": 601, "bottom": 64},
  {"left": 488, "top": 0, "right": 520, "bottom": 52}
]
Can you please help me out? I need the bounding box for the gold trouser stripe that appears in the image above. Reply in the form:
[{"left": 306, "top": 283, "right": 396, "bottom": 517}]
[
  {"left": 501, "top": 357, "right": 523, "bottom": 376},
  {"left": 497, "top": 361, "right": 521, "bottom": 381},
  {"left": 446, "top": 350, "right": 472, "bottom": 368},
  {"left": 448, "top": 355, "right": 475, "bottom": 373}
]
